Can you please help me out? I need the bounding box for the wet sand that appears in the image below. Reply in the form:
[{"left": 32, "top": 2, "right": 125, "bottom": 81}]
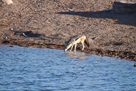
[{"left": 0, "top": 0, "right": 136, "bottom": 61}]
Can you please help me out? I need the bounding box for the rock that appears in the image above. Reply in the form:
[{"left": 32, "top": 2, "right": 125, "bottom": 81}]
[
  {"left": 22, "top": 33, "right": 28, "bottom": 38},
  {"left": 134, "top": 64, "right": 136, "bottom": 67},
  {"left": 2, "top": 0, "right": 13, "bottom": 5},
  {"left": 9, "top": 45, "right": 13, "bottom": 47},
  {"left": 112, "top": 0, "right": 136, "bottom": 14},
  {"left": 91, "top": 37, "right": 97, "bottom": 40},
  {"left": 68, "top": 8, "right": 74, "bottom": 13}
]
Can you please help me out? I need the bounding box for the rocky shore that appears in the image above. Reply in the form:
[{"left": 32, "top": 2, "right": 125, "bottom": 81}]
[{"left": 0, "top": 0, "right": 136, "bottom": 61}]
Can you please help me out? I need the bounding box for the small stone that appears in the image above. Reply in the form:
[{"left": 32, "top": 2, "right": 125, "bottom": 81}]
[
  {"left": 9, "top": 45, "right": 13, "bottom": 47},
  {"left": 10, "top": 28, "right": 13, "bottom": 31},
  {"left": 22, "top": 33, "right": 28, "bottom": 38}
]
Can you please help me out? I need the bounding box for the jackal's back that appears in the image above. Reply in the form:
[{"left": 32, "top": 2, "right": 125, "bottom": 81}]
[{"left": 65, "top": 35, "right": 83, "bottom": 47}]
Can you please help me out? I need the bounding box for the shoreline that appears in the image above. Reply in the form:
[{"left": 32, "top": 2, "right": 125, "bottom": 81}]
[
  {"left": 1, "top": 39, "right": 136, "bottom": 61},
  {"left": 0, "top": 0, "right": 136, "bottom": 61}
]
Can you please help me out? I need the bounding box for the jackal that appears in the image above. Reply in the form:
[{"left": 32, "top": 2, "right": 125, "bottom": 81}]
[{"left": 64, "top": 35, "right": 89, "bottom": 52}]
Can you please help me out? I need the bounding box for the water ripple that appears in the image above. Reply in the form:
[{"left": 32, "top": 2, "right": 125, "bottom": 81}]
[{"left": 0, "top": 45, "right": 136, "bottom": 91}]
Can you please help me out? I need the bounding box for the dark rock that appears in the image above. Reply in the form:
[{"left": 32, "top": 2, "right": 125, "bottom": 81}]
[{"left": 9, "top": 45, "right": 13, "bottom": 47}]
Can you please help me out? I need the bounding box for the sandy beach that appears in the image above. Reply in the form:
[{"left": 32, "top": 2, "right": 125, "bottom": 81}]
[{"left": 0, "top": 0, "right": 136, "bottom": 61}]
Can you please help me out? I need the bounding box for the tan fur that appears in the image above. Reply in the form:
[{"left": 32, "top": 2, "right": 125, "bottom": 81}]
[{"left": 65, "top": 35, "right": 89, "bottom": 52}]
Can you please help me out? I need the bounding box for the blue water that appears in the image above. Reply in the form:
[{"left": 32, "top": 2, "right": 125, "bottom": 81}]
[{"left": 0, "top": 45, "right": 136, "bottom": 91}]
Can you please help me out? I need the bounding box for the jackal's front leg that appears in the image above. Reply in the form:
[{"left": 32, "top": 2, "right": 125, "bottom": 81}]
[
  {"left": 65, "top": 44, "right": 72, "bottom": 52},
  {"left": 74, "top": 44, "right": 77, "bottom": 52},
  {"left": 70, "top": 45, "right": 73, "bottom": 51}
]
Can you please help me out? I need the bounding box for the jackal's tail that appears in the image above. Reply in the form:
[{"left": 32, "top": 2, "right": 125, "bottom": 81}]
[{"left": 85, "top": 39, "right": 89, "bottom": 47}]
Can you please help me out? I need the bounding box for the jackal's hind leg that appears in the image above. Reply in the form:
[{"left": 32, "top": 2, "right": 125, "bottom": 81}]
[{"left": 81, "top": 41, "right": 85, "bottom": 50}]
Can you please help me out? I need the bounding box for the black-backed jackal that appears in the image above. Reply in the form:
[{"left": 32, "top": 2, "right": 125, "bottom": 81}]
[{"left": 64, "top": 35, "right": 89, "bottom": 52}]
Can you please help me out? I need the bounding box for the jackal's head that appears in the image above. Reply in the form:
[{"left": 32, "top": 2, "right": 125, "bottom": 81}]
[
  {"left": 65, "top": 38, "right": 72, "bottom": 48},
  {"left": 64, "top": 40, "right": 72, "bottom": 51},
  {"left": 65, "top": 41, "right": 68, "bottom": 48}
]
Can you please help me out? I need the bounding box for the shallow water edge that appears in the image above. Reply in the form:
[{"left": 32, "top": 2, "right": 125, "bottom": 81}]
[
  {"left": 0, "top": 39, "right": 136, "bottom": 61},
  {"left": 0, "top": 44, "right": 136, "bottom": 91}
]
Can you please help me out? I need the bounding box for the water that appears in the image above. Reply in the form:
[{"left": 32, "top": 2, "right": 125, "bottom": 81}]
[{"left": 0, "top": 45, "right": 136, "bottom": 91}]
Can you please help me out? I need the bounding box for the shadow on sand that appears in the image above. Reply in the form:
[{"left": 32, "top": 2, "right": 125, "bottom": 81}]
[{"left": 57, "top": 9, "right": 136, "bottom": 27}]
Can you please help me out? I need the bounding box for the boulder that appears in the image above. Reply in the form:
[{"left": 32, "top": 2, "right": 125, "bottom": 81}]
[
  {"left": 112, "top": 0, "right": 136, "bottom": 14},
  {"left": 2, "top": 0, "right": 13, "bottom": 5}
]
